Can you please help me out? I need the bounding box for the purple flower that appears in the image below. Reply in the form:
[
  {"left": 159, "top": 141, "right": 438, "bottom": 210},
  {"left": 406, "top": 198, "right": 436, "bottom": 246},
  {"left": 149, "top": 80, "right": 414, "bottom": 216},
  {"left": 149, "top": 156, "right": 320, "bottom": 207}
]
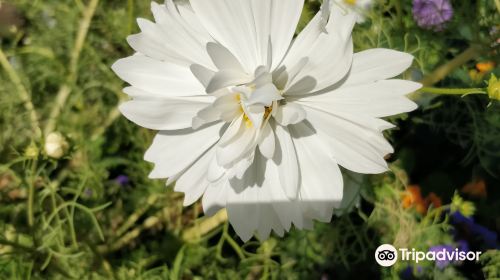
[
  {"left": 412, "top": 0, "right": 453, "bottom": 30},
  {"left": 450, "top": 212, "right": 498, "bottom": 249},
  {"left": 429, "top": 245, "right": 454, "bottom": 269},
  {"left": 114, "top": 175, "right": 130, "bottom": 186}
]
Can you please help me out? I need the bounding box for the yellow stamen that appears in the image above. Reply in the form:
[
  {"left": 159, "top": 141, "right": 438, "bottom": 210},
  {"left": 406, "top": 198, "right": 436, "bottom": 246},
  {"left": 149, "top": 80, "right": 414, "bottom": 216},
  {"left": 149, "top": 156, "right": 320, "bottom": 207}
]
[
  {"left": 236, "top": 93, "right": 274, "bottom": 129},
  {"left": 344, "top": 0, "right": 357, "bottom": 5},
  {"left": 243, "top": 114, "right": 253, "bottom": 128},
  {"left": 263, "top": 106, "right": 273, "bottom": 120}
]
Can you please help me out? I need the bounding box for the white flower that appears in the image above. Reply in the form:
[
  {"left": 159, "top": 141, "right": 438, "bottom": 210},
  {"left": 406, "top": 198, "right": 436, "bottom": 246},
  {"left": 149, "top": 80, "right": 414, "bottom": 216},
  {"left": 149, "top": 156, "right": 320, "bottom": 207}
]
[
  {"left": 112, "top": 0, "right": 421, "bottom": 241},
  {"left": 331, "top": 0, "right": 373, "bottom": 23}
]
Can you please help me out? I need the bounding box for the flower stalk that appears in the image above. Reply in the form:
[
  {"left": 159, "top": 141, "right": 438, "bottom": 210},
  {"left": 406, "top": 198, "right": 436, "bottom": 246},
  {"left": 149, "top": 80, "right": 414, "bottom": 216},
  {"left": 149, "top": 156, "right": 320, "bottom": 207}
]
[
  {"left": 0, "top": 48, "right": 41, "bottom": 139},
  {"left": 182, "top": 209, "right": 228, "bottom": 242},
  {"left": 44, "top": 0, "right": 100, "bottom": 136},
  {"left": 419, "top": 87, "right": 486, "bottom": 96},
  {"left": 419, "top": 45, "right": 482, "bottom": 87}
]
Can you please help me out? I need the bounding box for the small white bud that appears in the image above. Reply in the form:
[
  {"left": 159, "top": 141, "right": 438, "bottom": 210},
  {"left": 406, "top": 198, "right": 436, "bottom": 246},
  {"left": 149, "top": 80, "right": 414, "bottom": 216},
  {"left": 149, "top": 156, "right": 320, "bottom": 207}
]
[{"left": 44, "top": 132, "right": 68, "bottom": 159}]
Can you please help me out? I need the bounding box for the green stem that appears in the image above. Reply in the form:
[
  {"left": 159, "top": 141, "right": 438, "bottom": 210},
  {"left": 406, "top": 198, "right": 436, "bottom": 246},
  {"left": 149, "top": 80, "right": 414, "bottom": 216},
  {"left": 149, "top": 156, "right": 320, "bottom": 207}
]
[
  {"left": 419, "top": 45, "right": 482, "bottom": 87},
  {"left": 0, "top": 48, "right": 41, "bottom": 138},
  {"left": 115, "top": 194, "right": 158, "bottom": 238},
  {"left": 223, "top": 225, "right": 246, "bottom": 260},
  {"left": 393, "top": 0, "right": 403, "bottom": 27},
  {"left": 419, "top": 87, "right": 487, "bottom": 95},
  {"left": 44, "top": 0, "right": 100, "bottom": 136},
  {"left": 27, "top": 159, "right": 38, "bottom": 227},
  {"left": 127, "top": 0, "right": 134, "bottom": 35},
  {"left": 182, "top": 209, "right": 227, "bottom": 242},
  {"left": 49, "top": 186, "right": 65, "bottom": 247},
  {"left": 0, "top": 238, "right": 36, "bottom": 253}
]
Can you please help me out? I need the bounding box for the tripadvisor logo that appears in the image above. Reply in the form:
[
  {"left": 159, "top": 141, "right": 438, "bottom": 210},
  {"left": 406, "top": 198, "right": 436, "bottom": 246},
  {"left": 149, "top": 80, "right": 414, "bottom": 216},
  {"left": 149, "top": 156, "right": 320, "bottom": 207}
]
[
  {"left": 374, "top": 244, "right": 482, "bottom": 267},
  {"left": 375, "top": 244, "right": 398, "bottom": 267}
]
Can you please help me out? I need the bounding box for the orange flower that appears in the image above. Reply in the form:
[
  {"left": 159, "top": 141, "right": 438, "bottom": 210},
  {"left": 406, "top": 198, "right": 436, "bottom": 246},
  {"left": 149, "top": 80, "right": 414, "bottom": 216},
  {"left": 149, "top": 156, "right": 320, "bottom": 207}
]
[
  {"left": 461, "top": 180, "right": 487, "bottom": 198},
  {"left": 402, "top": 185, "right": 427, "bottom": 214},
  {"left": 402, "top": 186, "right": 443, "bottom": 215},
  {"left": 476, "top": 61, "right": 495, "bottom": 73},
  {"left": 425, "top": 192, "right": 442, "bottom": 208}
]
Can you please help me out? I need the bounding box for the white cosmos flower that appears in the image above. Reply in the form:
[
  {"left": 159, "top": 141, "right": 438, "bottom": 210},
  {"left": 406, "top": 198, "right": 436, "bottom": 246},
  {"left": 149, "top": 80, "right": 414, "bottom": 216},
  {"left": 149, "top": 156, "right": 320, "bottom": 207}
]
[{"left": 112, "top": 0, "right": 421, "bottom": 241}]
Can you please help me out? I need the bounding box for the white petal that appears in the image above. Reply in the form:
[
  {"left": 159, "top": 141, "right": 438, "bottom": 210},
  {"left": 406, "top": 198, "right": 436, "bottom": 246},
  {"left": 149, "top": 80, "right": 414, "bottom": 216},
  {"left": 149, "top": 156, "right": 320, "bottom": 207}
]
[
  {"left": 127, "top": 1, "right": 214, "bottom": 67},
  {"left": 225, "top": 153, "right": 289, "bottom": 241},
  {"left": 190, "top": 0, "right": 304, "bottom": 71},
  {"left": 119, "top": 96, "right": 212, "bottom": 130},
  {"left": 298, "top": 80, "right": 421, "bottom": 117},
  {"left": 246, "top": 84, "right": 283, "bottom": 106},
  {"left": 213, "top": 93, "right": 242, "bottom": 122},
  {"left": 226, "top": 176, "right": 261, "bottom": 241},
  {"left": 268, "top": 0, "right": 305, "bottom": 69},
  {"left": 233, "top": 152, "right": 255, "bottom": 180},
  {"left": 274, "top": 125, "right": 299, "bottom": 199},
  {"left": 206, "top": 42, "right": 246, "bottom": 72},
  {"left": 112, "top": 55, "right": 204, "bottom": 97},
  {"left": 343, "top": 49, "right": 414, "bottom": 86},
  {"left": 206, "top": 70, "right": 250, "bottom": 93},
  {"left": 265, "top": 158, "right": 315, "bottom": 231},
  {"left": 281, "top": 13, "right": 323, "bottom": 70},
  {"left": 202, "top": 178, "right": 229, "bottom": 216},
  {"left": 258, "top": 123, "right": 275, "bottom": 159},
  {"left": 300, "top": 106, "right": 392, "bottom": 174},
  {"left": 253, "top": 66, "right": 273, "bottom": 87},
  {"left": 121, "top": 87, "right": 213, "bottom": 101},
  {"left": 207, "top": 156, "right": 226, "bottom": 183},
  {"left": 147, "top": 2, "right": 214, "bottom": 67},
  {"left": 255, "top": 203, "right": 284, "bottom": 240},
  {"left": 189, "top": 0, "right": 259, "bottom": 72},
  {"left": 281, "top": 5, "right": 356, "bottom": 94},
  {"left": 175, "top": 147, "right": 216, "bottom": 206},
  {"left": 218, "top": 115, "right": 244, "bottom": 147},
  {"left": 190, "top": 64, "right": 215, "bottom": 88},
  {"left": 146, "top": 122, "right": 224, "bottom": 179},
  {"left": 289, "top": 122, "right": 344, "bottom": 222},
  {"left": 243, "top": 105, "right": 265, "bottom": 129},
  {"left": 274, "top": 102, "right": 307, "bottom": 126},
  {"left": 192, "top": 103, "right": 221, "bottom": 130},
  {"left": 273, "top": 57, "right": 309, "bottom": 90},
  {"left": 216, "top": 125, "right": 257, "bottom": 167},
  {"left": 127, "top": 33, "right": 179, "bottom": 63}
]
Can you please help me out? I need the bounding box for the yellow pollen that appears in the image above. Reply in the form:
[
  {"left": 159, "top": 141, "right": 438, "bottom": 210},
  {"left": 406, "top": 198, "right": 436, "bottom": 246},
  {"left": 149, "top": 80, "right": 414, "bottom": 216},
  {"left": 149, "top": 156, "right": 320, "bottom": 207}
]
[
  {"left": 263, "top": 106, "right": 273, "bottom": 120},
  {"left": 235, "top": 93, "right": 274, "bottom": 128},
  {"left": 243, "top": 114, "right": 253, "bottom": 128},
  {"left": 344, "top": 0, "right": 357, "bottom": 5}
]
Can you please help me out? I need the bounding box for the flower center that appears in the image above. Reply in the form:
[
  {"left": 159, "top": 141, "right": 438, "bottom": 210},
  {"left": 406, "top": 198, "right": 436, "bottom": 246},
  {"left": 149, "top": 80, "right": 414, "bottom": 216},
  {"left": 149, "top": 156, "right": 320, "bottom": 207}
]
[
  {"left": 233, "top": 82, "right": 282, "bottom": 129},
  {"left": 343, "top": 0, "right": 357, "bottom": 5}
]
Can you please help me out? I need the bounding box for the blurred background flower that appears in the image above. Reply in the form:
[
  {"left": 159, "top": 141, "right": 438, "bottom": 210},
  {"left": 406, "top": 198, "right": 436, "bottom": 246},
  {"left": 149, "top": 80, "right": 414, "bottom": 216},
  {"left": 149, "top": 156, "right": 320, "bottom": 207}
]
[
  {"left": 428, "top": 245, "right": 454, "bottom": 269},
  {"left": 332, "top": 0, "right": 372, "bottom": 23},
  {"left": 412, "top": 0, "right": 453, "bottom": 31},
  {"left": 114, "top": 174, "right": 130, "bottom": 186}
]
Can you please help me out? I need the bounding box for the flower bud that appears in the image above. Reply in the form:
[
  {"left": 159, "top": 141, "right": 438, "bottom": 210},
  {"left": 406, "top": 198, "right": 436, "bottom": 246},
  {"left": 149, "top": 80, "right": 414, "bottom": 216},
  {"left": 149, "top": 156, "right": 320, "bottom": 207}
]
[
  {"left": 487, "top": 74, "right": 500, "bottom": 101},
  {"left": 44, "top": 132, "right": 68, "bottom": 159},
  {"left": 24, "top": 142, "right": 39, "bottom": 158},
  {"left": 451, "top": 193, "right": 475, "bottom": 218}
]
